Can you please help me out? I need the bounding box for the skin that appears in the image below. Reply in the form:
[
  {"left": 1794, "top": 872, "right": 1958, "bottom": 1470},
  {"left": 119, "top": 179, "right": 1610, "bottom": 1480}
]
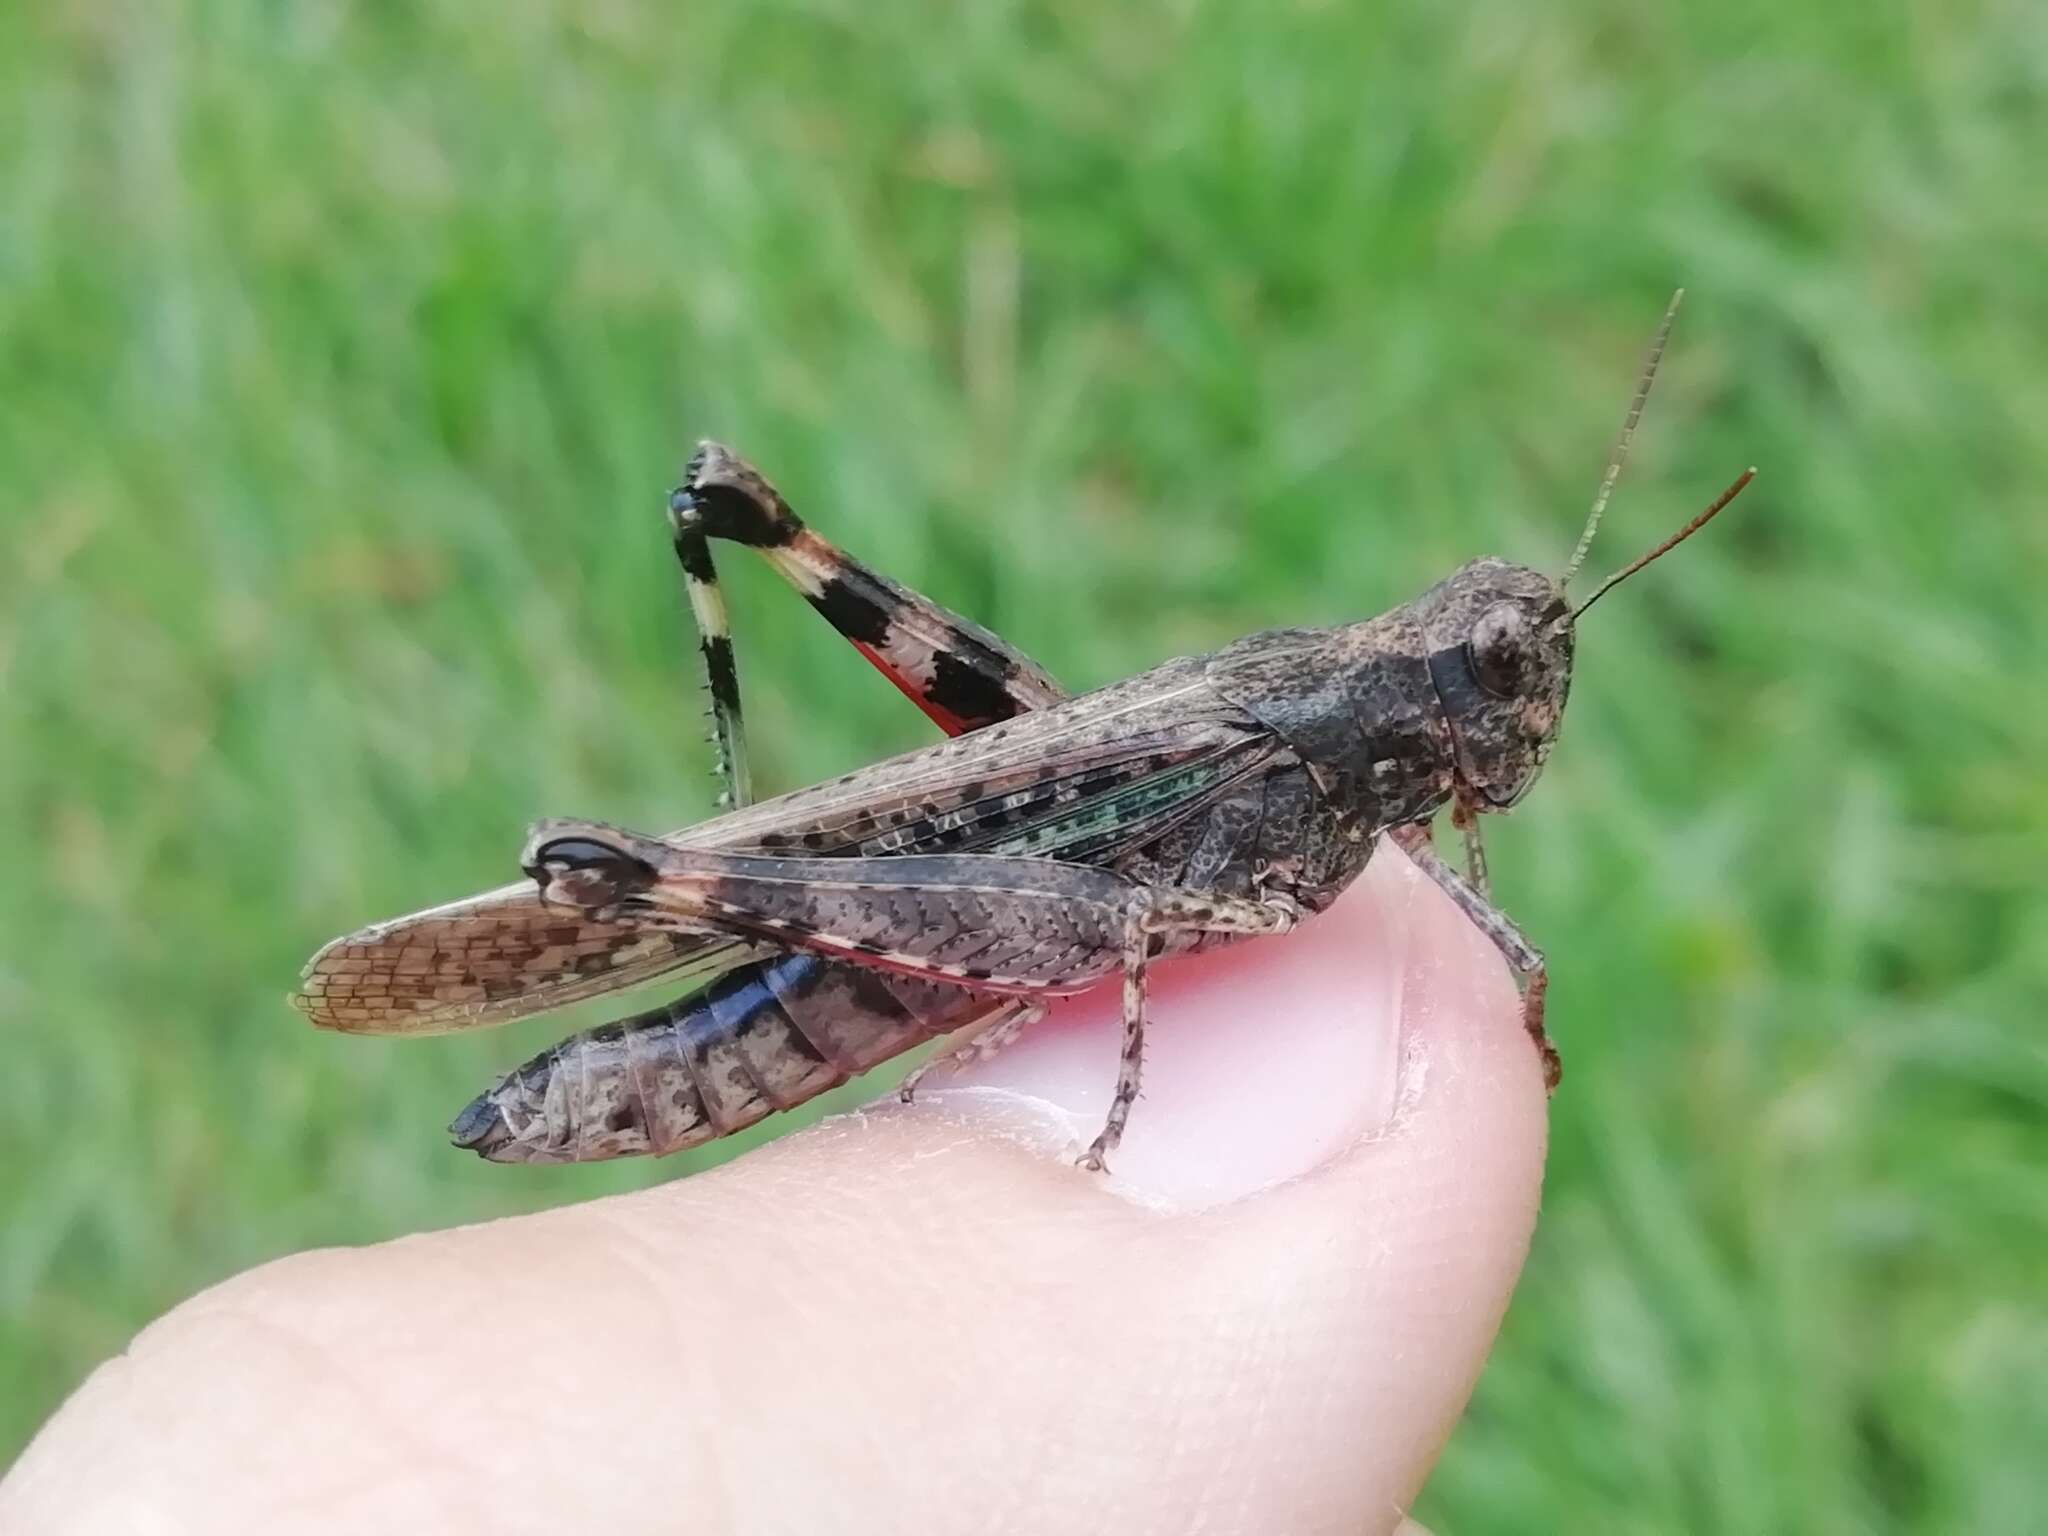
[{"left": 0, "top": 845, "right": 1547, "bottom": 1536}]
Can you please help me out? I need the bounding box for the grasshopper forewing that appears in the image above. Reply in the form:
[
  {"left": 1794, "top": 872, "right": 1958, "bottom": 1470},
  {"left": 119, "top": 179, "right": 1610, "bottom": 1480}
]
[{"left": 297, "top": 293, "right": 1754, "bottom": 1170}]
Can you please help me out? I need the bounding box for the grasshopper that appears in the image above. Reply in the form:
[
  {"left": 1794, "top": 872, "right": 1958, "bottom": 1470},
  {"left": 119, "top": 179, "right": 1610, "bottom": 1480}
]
[{"left": 294, "top": 293, "right": 1752, "bottom": 1170}]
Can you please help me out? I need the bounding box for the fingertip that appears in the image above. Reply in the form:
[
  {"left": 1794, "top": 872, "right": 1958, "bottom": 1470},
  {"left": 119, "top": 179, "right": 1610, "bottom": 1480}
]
[
  {"left": 880, "top": 840, "right": 1549, "bottom": 1524},
  {"left": 4, "top": 846, "right": 1550, "bottom": 1536}
]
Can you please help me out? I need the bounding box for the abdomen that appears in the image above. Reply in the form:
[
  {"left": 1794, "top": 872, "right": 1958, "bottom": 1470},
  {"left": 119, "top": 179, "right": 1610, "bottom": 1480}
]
[{"left": 449, "top": 952, "right": 1001, "bottom": 1163}]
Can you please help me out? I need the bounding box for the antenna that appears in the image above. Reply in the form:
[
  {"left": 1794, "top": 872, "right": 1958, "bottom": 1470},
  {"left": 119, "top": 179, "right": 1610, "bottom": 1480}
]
[
  {"left": 1571, "top": 467, "right": 1756, "bottom": 618},
  {"left": 1562, "top": 288, "right": 1685, "bottom": 584}
]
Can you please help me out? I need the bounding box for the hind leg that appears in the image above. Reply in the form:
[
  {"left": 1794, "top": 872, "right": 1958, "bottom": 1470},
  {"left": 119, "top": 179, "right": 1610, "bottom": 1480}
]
[{"left": 666, "top": 442, "right": 1071, "bottom": 809}]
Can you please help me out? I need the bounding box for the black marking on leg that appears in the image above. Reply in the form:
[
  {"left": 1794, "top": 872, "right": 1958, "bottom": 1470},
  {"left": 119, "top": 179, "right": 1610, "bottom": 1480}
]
[
  {"left": 674, "top": 442, "right": 803, "bottom": 548},
  {"left": 810, "top": 575, "right": 897, "bottom": 645},
  {"left": 929, "top": 650, "right": 1029, "bottom": 728},
  {"left": 700, "top": 633, "right": 741, "bottom": 732},
  {"left": 671, "top": 526, "right": 718, "bottom": 583},
  {"left": 668, "top": 517, "right": 752, "bottom": 808},
  {"left": 678, "top": 485, "right": 797, "bottom": 547}
]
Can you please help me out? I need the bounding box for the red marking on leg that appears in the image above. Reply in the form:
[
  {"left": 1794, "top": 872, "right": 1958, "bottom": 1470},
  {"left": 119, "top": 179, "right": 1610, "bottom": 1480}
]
[{"left": 851, "top": 640, "right": 973, "bottom": 737}]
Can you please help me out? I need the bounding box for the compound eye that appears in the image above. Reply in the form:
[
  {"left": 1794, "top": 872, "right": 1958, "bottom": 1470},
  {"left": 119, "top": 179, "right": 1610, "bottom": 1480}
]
[{"left": 1467, "top": 602, "right": 1531, "bottom": 698}]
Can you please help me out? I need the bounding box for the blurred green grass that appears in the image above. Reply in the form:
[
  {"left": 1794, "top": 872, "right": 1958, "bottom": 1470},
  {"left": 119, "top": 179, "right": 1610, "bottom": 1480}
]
[{"left": 3, "top": 0, "right": 2044, "bottom": 1524}]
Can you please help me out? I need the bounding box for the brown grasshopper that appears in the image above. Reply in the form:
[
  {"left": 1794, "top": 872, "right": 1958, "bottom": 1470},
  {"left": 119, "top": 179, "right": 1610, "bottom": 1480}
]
[{"left": 294, "top": 293, "right": 1752, "bottom": 1170}]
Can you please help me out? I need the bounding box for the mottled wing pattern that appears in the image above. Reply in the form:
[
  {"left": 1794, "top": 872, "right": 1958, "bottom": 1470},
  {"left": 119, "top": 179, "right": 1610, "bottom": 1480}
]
[
  {"left": 294, "top": 883, "right": 755, "bottom": 1035},
  {"left": 295, "top": 658, "right": 1278, "bottom": 1035}
]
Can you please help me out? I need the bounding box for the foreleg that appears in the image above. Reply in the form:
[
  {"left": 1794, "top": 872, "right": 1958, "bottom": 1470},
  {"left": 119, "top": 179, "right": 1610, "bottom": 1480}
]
[{"left": 1387, "top": 821, "right": 1560, "bottom": 1090}]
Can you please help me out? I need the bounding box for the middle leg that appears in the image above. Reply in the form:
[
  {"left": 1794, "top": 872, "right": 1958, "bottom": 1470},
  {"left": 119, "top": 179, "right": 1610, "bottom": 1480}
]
[{"left": 1080, "top": 888, "right": 1301, "bottom": 1170}]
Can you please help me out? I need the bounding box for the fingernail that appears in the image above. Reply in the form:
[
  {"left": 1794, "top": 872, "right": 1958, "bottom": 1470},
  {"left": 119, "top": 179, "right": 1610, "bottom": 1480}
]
[{"left": 911, "top": 847, "right": 1429, "bottom": 1209}]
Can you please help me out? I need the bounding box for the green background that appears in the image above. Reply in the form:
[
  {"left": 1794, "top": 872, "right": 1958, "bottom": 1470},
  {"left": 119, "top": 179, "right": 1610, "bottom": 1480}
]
[{"left": 3, "top": 1, "right": 2043, "bottom": 1526}]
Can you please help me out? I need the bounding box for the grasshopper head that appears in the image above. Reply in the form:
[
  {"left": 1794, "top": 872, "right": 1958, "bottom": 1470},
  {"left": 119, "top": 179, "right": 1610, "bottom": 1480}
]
[
  {"left": 1409, "top": 289, "right": 1753, "bottom": 812},
  {"left": 1418, "top": 559, "right": 1576, "bottom": 810},
  {"left": 1417, "top": 459, "right": 1758, "bottom": 811}
]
